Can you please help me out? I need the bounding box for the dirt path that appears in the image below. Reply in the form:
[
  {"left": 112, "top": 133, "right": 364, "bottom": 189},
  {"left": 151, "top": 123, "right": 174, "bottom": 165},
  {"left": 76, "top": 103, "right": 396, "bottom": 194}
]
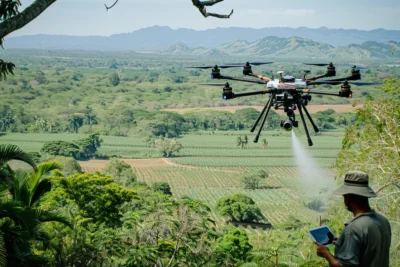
[{"left": 162, "top": 104, "right": 362, "bottom": 114}]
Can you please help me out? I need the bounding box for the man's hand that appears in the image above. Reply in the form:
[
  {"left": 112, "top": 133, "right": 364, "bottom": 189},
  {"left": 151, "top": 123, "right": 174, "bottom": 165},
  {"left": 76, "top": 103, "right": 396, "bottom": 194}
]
[
  {"left": 313, "top": 241, "right": 341, "bottom": 267},
  {"left": 314, "top": 241, "right": 330, "bottom": 258}
]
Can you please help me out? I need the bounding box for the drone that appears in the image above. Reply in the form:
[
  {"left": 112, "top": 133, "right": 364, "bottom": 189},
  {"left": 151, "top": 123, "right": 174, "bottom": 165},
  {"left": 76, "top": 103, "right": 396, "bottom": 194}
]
[{"left": 188, "top": 62, "right": 381, "bottom": 146}]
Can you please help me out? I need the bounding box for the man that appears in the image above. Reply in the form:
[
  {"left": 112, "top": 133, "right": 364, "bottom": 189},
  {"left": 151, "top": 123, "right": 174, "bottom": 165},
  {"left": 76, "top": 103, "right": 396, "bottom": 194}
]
[{"left": 314, "top": 171, "right": 391, "bottom": 267}]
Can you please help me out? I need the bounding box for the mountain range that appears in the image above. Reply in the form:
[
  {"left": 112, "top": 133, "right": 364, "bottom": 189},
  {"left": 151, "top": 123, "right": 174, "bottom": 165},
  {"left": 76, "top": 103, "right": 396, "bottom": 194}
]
[
  {"left": 6, "top": 26, "right": 400, "bottom": 51},
  {"left": 165, "top": 36, "right": 400, "bottom": 59}
]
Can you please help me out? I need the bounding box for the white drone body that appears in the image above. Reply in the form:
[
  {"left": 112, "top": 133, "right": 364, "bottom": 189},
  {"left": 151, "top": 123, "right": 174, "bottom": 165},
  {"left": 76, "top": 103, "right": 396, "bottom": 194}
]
[{"left": 266, "top": 71, "right": 307, "bottom": 90}]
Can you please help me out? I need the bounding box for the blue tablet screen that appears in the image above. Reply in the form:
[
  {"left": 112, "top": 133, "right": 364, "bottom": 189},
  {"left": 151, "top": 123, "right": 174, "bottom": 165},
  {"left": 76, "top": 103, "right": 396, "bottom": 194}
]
[{"left": 308, "top": 226, "right": 335, "bottom": 245}]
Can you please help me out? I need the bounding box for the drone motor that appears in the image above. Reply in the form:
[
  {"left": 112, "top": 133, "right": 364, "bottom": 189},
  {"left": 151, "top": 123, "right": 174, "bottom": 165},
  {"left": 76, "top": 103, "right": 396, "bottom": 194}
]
[
  {"left": 326, "top": 63, "right": 336, "bottom": 77},
  {"left": 211, "top": 66, "right": 221, "bottom": 79},
  {"left": 339, "top": 81, "right": 353, "bottom": 98},
  {"left": 222, "top": 83, "right": 234, "bottom": 100},
  {"left": 351, "top": 67, "right": 361, "bottom": 80},
  {"left": 243, "top": 63, "right": 252, "bottom": 75}
]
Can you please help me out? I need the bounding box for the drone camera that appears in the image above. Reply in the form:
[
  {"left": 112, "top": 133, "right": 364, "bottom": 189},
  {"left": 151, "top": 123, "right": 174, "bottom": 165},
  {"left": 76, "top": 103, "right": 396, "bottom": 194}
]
[{"left": 280, "top": 119, "right": 298, "bottom": 131}]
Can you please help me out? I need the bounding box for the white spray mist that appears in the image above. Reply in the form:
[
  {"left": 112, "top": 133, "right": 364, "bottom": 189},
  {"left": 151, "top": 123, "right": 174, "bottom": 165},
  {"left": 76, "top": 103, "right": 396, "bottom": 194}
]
[{"left": 291, "top": 131, "right": 335, "bottom": 212}]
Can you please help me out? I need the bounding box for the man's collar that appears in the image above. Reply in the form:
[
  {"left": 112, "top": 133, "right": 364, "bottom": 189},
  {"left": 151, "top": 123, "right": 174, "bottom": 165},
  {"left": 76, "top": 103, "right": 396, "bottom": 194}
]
[{"left": 345, "top": 210, "right": 376, "bottom": 226}]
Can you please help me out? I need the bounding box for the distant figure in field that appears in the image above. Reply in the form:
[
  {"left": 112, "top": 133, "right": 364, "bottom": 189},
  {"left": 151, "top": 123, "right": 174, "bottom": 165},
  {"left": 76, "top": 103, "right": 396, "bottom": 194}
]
[
  {"left": 192, "top": 0, "right": 233, "bottom": 18},
  {"left": 314, "top": 171, "right": 391, "bottom": 267}
]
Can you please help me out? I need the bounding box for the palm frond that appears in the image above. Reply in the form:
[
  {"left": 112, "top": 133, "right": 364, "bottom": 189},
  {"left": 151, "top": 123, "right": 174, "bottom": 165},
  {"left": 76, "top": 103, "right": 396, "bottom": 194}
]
[
  {"left": 35, "top": 209, "right": 72, "bottom": 228},
  {"left": 30, "top": 179, "right": 52, "bottom": 208},
  {"left": 0, "top": 145, "right": 36, "bottom": 171}
]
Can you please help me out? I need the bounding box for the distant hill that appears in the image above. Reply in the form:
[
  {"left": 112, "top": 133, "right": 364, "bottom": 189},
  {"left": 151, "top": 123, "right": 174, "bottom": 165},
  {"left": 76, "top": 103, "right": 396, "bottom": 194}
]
[
  {"left": 164, "top": 36, "right": 400, "bottom": 59},
  {"left": 6, "top": 26, "right": 400, "bottom": 51}
]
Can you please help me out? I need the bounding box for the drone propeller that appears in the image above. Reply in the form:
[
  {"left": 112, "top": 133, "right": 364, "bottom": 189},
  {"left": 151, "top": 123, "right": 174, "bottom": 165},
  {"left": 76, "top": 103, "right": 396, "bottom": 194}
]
[
  {"left": 348, "top": 81, "right": 381, "bottom": 86},
  {"left": 199, "top": 83, "right": 228, "bottom": 87},
  {"left": 187, "top": 65, "right": 243, "bottom": 69},
  {"left": 303, "top": 63, "right": 331, "bottom": 67},
  {"left": 311, "top": 80, "right": 381, "bottom": 86},
  {"left": 339, "top": 64, "right": 368, "bottom": 70},
  {"left": 228, "top": 62, "right": 274, "bottom": 66}
]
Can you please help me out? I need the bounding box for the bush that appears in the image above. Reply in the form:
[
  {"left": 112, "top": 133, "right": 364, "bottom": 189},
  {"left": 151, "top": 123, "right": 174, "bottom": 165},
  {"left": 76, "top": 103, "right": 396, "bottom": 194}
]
[
  {"left": 103, "top": 159, "right": 136, "bottom": 188},
  {"left": 216, "top": 193, "right": 264, "bottom": 222},
  {"left": 151, "top": 182, "right": 172, "bottom": 195}
]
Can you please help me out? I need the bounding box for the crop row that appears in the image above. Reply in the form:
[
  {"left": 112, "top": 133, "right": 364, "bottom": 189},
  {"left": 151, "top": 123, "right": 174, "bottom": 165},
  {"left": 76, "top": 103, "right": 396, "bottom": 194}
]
[
  {"left": 171, "top": 157, "right": 336, "bottom": 168},
  {"left": 133, "top": 166, "right": 327, "bottom": 226}
]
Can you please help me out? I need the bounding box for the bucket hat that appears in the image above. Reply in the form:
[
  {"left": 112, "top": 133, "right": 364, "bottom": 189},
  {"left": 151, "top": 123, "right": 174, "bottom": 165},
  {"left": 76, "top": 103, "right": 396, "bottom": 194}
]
[{"left": 333, "top": 171, "right": 377, "bottom": 198}]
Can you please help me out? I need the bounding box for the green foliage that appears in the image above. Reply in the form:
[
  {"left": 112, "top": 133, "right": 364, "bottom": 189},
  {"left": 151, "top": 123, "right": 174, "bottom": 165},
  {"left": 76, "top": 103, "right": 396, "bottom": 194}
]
[
  {"left": 103, "top": 158, "right": 137, "bottom": 187},
  {"left": 61, "top": 172, "right": 136, "bottom": 226},
  {"left": 241, "top": 169, "right": 269, "bottom": 190},
  {"left": 0, "top": 60, "right": 15, "bottom": 80},
  {"left": 75, "top": 133, "right": 103, "bottom": 159},
  {"left": 215, "top": 229, "right": 253, "bottom": 265},
  {"left": 41, "top": 134, "right": 102, "bottom": 160},
  {"left": 67, "top": 115, "right": 83, "bottom": 133},
  {"left": 0, "top": 146, "right": 71, "bottom": 266},
  {"left": 154, "top": 136, "right": 182, "bottom": 157},
  {"left": 11, "top": 161, "right": 62, "bottom": 208},
  {"left": 41, "top": 140, "right": 80, "bottom": 158},
  {"left": 108, "top": 72, "right": 120, "bottom": 86},
  {"left": 51, "top": 156, "right": 82, "bottom": 177},
  {"left": 261, "top": 138, "right": 268, "bottom": 149},
  {"left": 216, "top": 193, "right": 264, "bottom": 222},
  {"left": 0, "top": 105, "right": 15, "bottom": 132},
  {"left": 151, "top": 182, "right": 172, "bottom": 196},
  {"left": 336, "top": 81, "right": 400, "bottom": 264},
  {"left": 35, "top": 70, "right": 46, "bottom": 84},
  {"left": 235, "top": 136, "right": 243, "bottom": 148}
]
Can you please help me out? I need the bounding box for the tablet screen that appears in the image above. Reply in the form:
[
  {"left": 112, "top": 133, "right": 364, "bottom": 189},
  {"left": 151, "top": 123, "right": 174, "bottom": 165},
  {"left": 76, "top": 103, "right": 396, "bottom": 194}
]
[{"left": 308, "top": 225, "right": 335, "bottom": 246}]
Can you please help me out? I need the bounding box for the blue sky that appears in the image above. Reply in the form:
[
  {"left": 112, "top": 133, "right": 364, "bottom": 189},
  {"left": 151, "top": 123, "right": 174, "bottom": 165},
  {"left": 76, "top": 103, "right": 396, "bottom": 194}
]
[{"left": 11, "top": 0, "right": 400, "bottom": 37}]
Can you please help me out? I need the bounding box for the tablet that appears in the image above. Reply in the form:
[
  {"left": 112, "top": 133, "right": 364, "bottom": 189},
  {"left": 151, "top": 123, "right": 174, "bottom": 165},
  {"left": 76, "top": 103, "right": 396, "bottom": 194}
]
[{"left": 308, "top": 225, "right": 335, "bottom": 246}]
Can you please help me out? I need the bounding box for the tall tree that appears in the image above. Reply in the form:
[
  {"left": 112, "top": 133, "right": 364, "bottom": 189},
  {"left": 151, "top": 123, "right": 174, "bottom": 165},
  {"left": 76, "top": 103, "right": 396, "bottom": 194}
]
[{"left": 67, "top": 115, "right": 83, "bottom": 134}]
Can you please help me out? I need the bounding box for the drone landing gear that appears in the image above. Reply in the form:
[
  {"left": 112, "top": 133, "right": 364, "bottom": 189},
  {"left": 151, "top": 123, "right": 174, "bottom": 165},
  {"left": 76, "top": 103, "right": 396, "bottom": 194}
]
[
  {"left": 251, "top": 95, "right": 274, "bottom": 143},
  {"left": 296, "top": 100, "right": 319, "bottom": 147}
]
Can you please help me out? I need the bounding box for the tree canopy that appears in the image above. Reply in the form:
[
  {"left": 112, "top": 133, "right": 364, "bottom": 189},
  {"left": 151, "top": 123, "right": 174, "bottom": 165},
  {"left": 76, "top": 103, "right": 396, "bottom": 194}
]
[{"left": 216, "top": 193, "right": 265, "bottom": 222}]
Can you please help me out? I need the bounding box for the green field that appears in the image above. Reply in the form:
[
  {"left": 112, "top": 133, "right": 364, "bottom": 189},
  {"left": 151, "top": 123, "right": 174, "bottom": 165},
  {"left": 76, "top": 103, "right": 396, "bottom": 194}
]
[{"left": 1, "top": 130, "right": 343, "bottom": 230}]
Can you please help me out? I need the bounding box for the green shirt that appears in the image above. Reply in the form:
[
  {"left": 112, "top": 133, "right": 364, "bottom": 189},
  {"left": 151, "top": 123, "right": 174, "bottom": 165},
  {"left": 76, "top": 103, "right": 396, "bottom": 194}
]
[{"left": 334, "top": 210, "right": 391, "bottom": 267}]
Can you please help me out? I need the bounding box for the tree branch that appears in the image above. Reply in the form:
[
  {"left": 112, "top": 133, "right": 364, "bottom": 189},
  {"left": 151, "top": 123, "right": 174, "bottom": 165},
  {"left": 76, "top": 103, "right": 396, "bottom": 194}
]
[
  {"left": 0, "top": 0, "right": 57, "bottom": 44},
  {"left": 192, "top": 0, "right": 233, "bottom": 18},
  {"left": 104, "top": 0, "right": 119, "bottom": 11}
]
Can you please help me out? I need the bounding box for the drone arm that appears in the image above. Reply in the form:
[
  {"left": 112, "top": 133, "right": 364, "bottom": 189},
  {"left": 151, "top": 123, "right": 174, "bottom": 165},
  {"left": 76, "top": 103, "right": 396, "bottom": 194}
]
[
  {"left": 248, "top": 73, "right": 271, "bottom": 82},
  {"left": 219, "top": 75, "right": 267, "bottom": 84},
  {"left": 322, "top": 75, "right": 361, "bottom": 82},
  {"left": 232, "top": 90, "right": 271, "bottom": 98},
  {"left": 307, "top": 74, "right": 329, "bottom": 81},
  {"left": 300, "top": 89, "right": 339, "bottom": 97}
]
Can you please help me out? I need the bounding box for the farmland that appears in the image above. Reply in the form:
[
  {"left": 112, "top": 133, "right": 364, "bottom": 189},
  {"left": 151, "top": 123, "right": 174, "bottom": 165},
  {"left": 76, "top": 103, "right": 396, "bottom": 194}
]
[{"left": 2, "top": 129, "right": 342, "bottom": 229}]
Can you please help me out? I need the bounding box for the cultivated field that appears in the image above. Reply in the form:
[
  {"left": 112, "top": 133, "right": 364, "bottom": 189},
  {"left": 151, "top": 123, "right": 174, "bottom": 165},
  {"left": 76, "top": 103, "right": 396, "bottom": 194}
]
[{"left": 2, "top": 130, "right": 342, "bottom": 230}]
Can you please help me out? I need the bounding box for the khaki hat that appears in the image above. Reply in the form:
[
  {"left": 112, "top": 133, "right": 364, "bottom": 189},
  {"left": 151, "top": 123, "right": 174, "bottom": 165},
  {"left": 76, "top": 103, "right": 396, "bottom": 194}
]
[{"left": 333, "top": 171, "right": 377, "bottom": 198}]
